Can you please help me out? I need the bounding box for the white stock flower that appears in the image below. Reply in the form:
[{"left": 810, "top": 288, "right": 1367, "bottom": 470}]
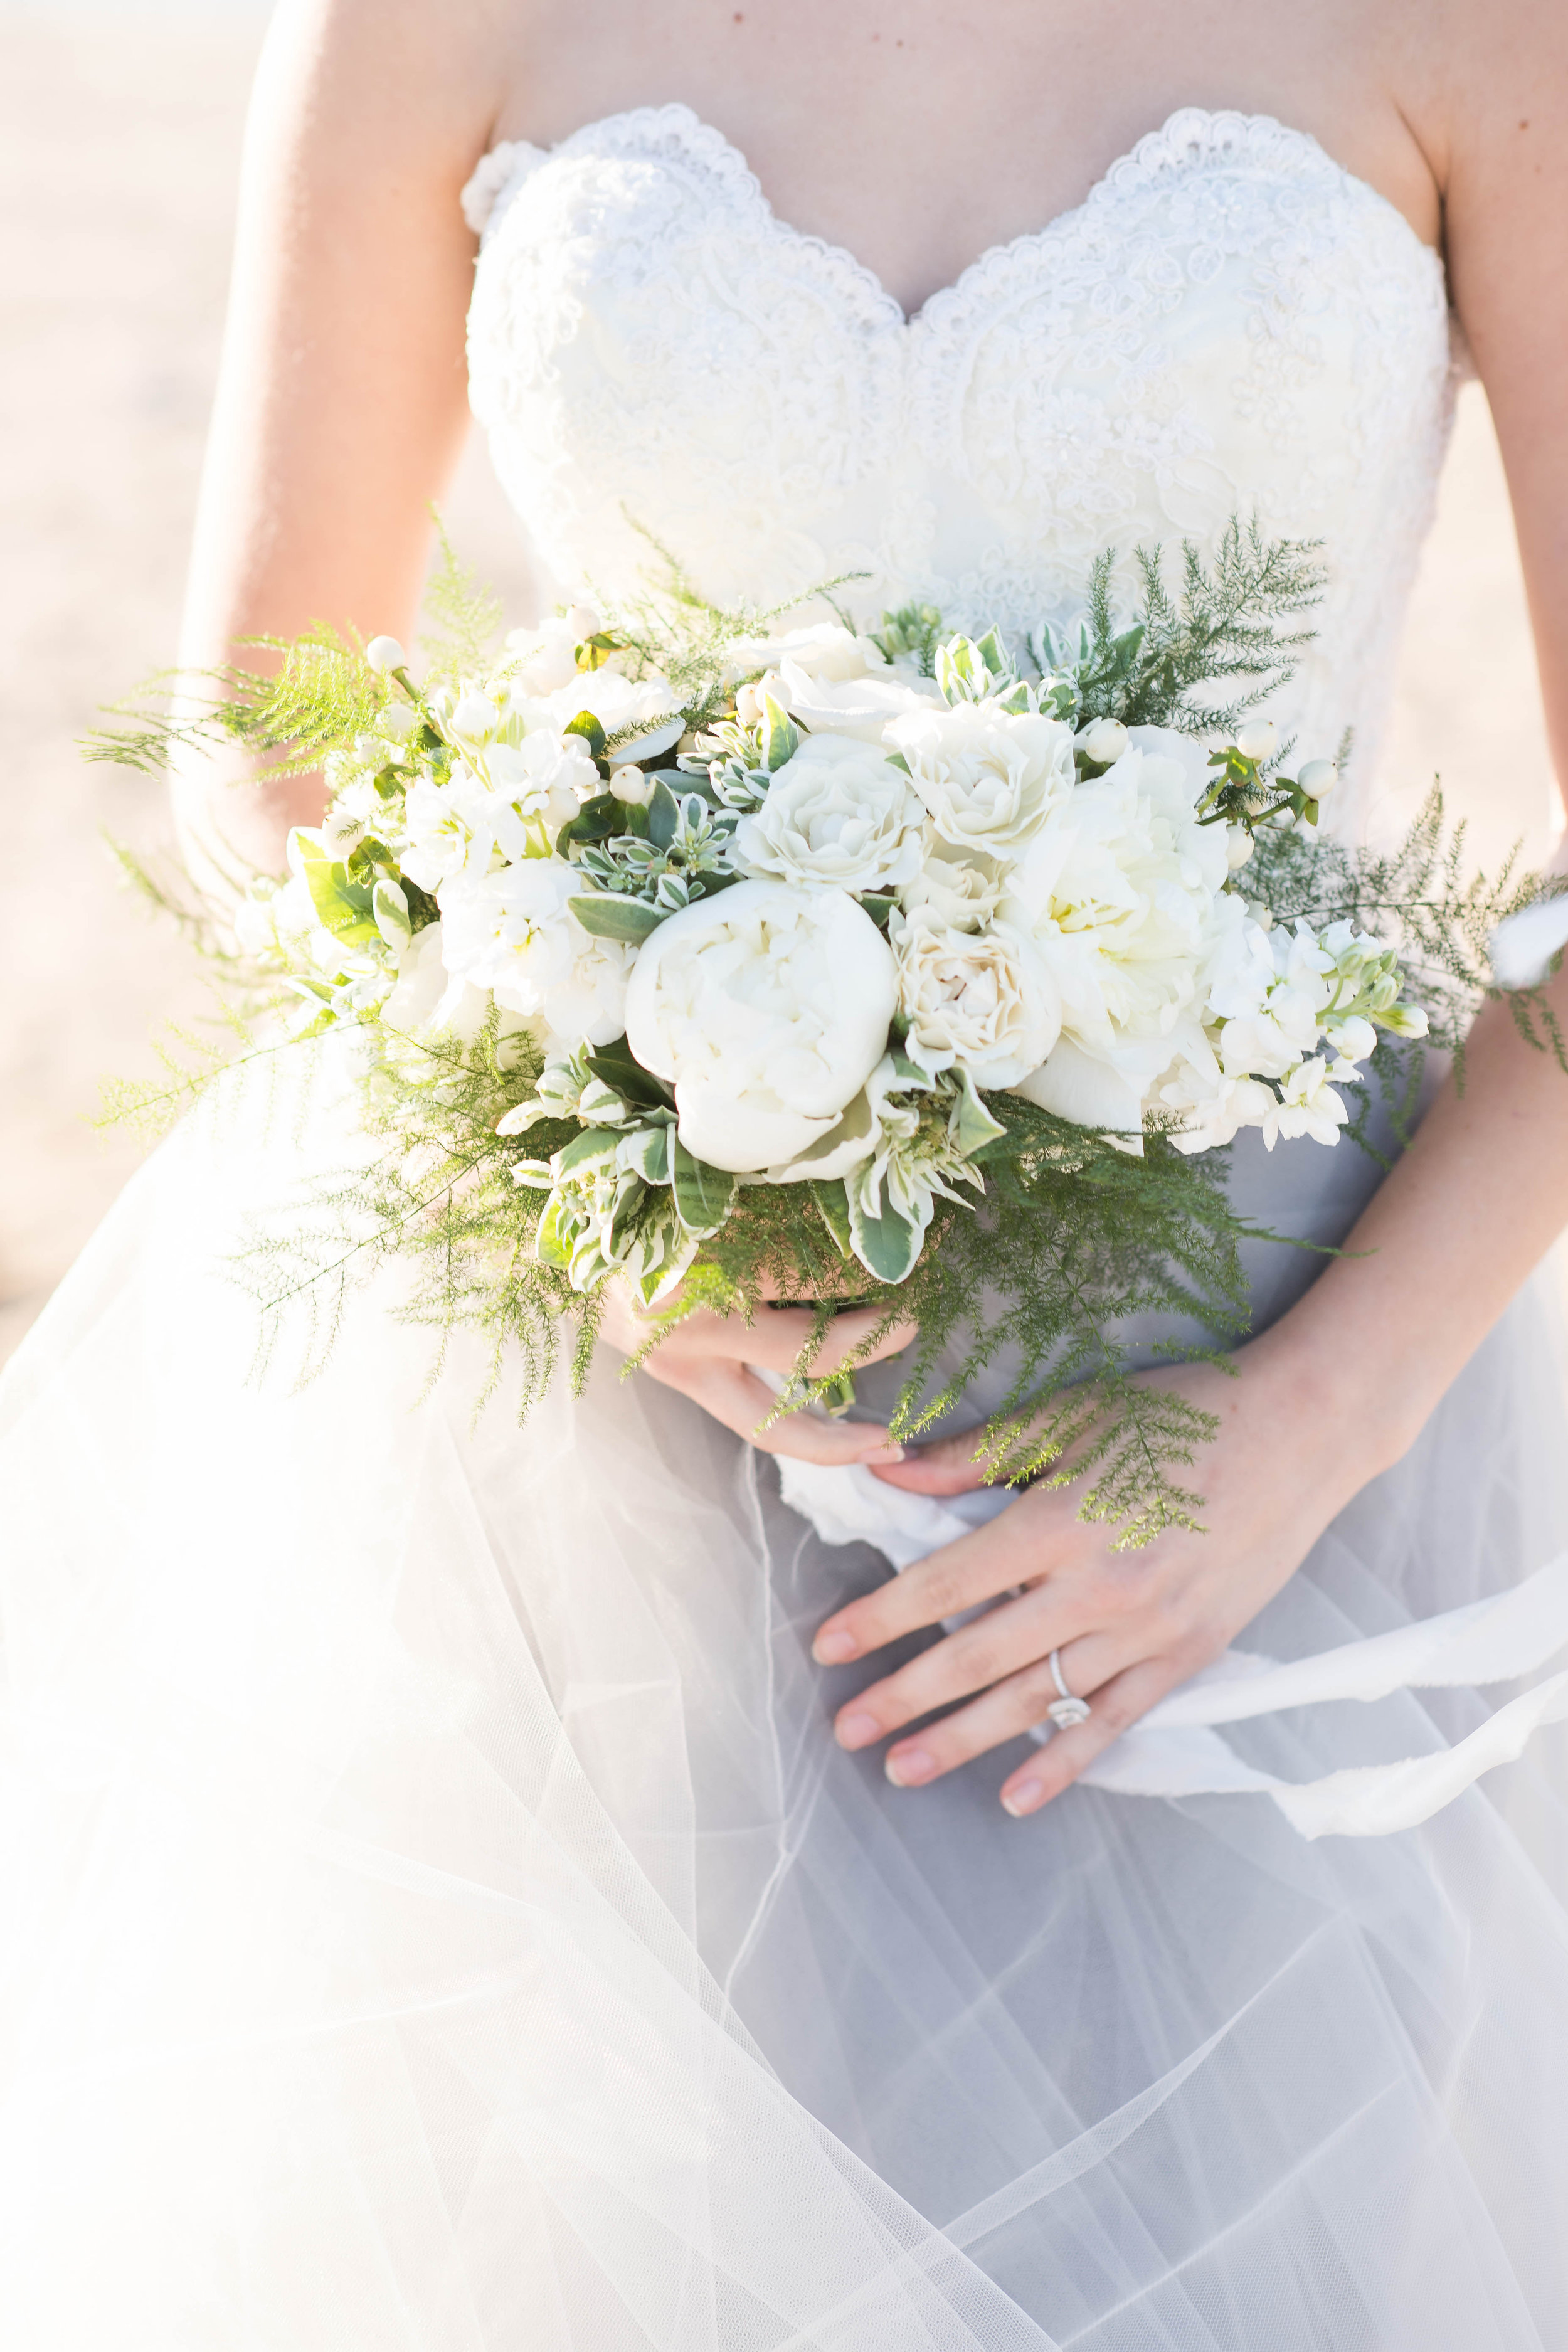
[
  {"left": 623, "top": 879, "right": 898, "bottom": 1172},
  {"left": 400, "top": 775, "right": 491, "bottom": 892},
  {"left": 896, "top": 837, "right": 1008, "bottom": 931},
  {"left": 886, "top": 701, "right": 1076, "bottom": 859},
  {"left": 383, "top": 922, "right": 489, "bottom": 1043},
  {"left": 1259, "top": 1057, "right": 1348, "bottom": 1150},
  {"left": 470, "top": 731, "right": 601, "bottom": 854},
  {"left": 438, "top": 860, "right": 632, "bottom": 1046},
  {"left": 892, "top": 912, "right": 1061, "bottom": 1089},
  {"left": 732, "top": 734, "right": 924, "bottom": 890}
]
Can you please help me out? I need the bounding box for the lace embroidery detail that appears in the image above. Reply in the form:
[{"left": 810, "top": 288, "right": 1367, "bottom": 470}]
[{"left": 463, "top": 104, "right": 1455, "bottom": 837}]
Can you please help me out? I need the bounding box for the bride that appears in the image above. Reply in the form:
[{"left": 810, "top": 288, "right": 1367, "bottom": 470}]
[{"left": 6, "top": 0, "right": 1568, "bottom": 2342}]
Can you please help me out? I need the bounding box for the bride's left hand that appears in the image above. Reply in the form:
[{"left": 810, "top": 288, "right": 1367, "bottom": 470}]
[{"left": 810, "top": 1340, "right": 1391, "bottom": 1816}]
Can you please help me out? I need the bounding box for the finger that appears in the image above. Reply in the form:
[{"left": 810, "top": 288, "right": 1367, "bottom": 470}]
[
  {"left": 812, "top": 1497, "right": 1066, "bottom": 1665},
  {"left": 882, "top": 1629, "right": 1150, "bottom": 1786},
  {"left": 665, "top": 1360, "right": 906, "bottom": 1466},
  {"left": 867, "top": 1425, "right": 1007, "bottom": 1497},
  {"left": 831, "top": 1582, "right": 1103, "bottom": 1751},
  {"left": 997, "top": 1655, "right": 1189, "bottom": 1816},
  {"left": 736, "top": 1304, "right": 919, "bottom": 1377}
]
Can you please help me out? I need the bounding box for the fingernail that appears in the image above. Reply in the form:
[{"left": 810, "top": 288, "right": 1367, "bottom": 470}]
[
  {"left": 836, "top": 1710, "right": 880, "bottom": 1749},
  {"left": 1002, "top": 1779, "right": 1044, "bottom": 1818},
  {"left": 886, "top": 1746, "right": 935, "bottom": 1787},
  {"left": 813, "top": 1628, "right": 857, "bottom": 1663},
  {"left": 857, "top": 1443, "right": 906, "bottom": 1466}
]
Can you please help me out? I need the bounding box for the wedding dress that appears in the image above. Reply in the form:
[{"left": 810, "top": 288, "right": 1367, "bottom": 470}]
[{"left": 4, "top": 105, "right": 1568, "bottom": 2349}]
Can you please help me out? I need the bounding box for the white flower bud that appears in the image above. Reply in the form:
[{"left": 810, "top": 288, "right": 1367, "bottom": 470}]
[
  {"left": 321, "top": 808, "right": 366, "bottom": 858},
  {"left": 450, "top": 692, "right": 501, "bottom": 744},
  {"left": 566, "top": 601, "right": 603, "bottom": 642},
  {"left": 734, "top": 681, "right": 765, "bottom": 727},
  {"left": 1226, "top": 825, "right": 1256, "bottom": 871},
  {"left": 378, "top": 701, "right": 420, "bottom": 743},
  {"left": 366, "top": 635, "right": 406, "bottom": 674},
  {"left": 1080, "top": 717, "right": 1128, "bottom": 765},
  {"left": 609, "top": 765, "right": 654, "bottom": 805},
  {"left": 1298, "top": 758, "right": 1338, "bottom": 799},
  {"left": 1236, "top": 719, "right": 1278, "bottom": 763}
]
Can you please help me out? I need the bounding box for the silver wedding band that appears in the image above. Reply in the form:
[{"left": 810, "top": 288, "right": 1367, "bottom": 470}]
[{"left": 1046, "top": 1647, "right": 1092, "bottom": 1731}]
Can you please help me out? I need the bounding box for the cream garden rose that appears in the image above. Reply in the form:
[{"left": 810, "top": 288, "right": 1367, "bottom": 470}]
[
  {"left": 891, "top": 911, "right": 1062, "bottom": 1089},
  {"left": 732, "top": 734, "right": 925, "bottom": 891},
  {"left": 885, "top": 701, "right": 1077, "bottom": 859},
  {"left": 623, "top": 879, "right": 898, "bottom": 1172}
]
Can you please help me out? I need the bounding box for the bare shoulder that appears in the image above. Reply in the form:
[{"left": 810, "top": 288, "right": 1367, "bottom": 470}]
[
  {"left": 246, "top": 0, "right": 530, "bottom": 179},
  {"left": 1389, "top": 0, "right": 1568, "bottom": 191}
]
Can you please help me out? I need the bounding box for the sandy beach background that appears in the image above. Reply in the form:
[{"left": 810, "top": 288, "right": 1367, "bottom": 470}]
[{"left": 1, "top": 1, "right": 1559, "bottom": 1366}]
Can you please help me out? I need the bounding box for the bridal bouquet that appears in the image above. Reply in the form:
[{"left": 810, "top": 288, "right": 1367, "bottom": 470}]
[{"left": 98, "top": 530, "right": 1562, "bottom": 1539}]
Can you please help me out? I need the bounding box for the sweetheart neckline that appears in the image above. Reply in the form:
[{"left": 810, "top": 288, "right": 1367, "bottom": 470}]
[{"left": 467, "top": 100, "right": 1444, "bottom": 329}]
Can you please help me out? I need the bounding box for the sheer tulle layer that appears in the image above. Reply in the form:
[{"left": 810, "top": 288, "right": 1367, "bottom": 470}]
[{"left": 4, "top": 1057, "right": 1568, "bottom": 2347}]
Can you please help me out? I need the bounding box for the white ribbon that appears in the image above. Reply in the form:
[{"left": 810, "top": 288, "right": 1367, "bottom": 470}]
[{"left": 776, "top": 1454, "right": 1568, "bottom": 1838}]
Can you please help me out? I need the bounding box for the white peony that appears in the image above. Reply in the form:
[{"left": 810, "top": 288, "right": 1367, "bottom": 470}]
[
  {"left": 891, "top": 911, "right": 1061, "bottom": 1089},
  {"left": 623, "top": 879, "right": 898, "bottom": 1172},
  {"left": 732, "top": 734, "right": 925, "bottom": 891},
  {"left": 886, "top": 700, "right": 1077, "bottom": 859},
  {"left": 1002, "top": 731, "right": 1227, "bottom": 1126},
  {"left": 896, "top": 836, "right": 1008, "bottom": 931},
  {"left": 438, "top": 861, "right": 633, "bottom": 1046}
]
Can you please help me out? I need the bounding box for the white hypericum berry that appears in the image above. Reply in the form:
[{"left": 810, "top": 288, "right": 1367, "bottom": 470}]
[
  {"left": 609, "top": 765, "right": 654, "bottom": 805},
  {"left": 734, "top": 681, "right": 765, "bottom": 726},
  {"left": 378, "top": 701, "right": 420, "bottom": 742},
  {"left": 1297, "top": 758, "right": 1338, "bottom": 799},
  {"left": 1081, "top": 718, "right": 1129, "bottom": 765},
  {"left": 566, "top": 601, "right": 603, "bottom": 641},
  {"left": 1226, "top": 825, "right": 1256, "bottom": 871},
  {"left": 366, "top": 635, "right": 406, "bottom": 674},
  {"left": 450, "top": 692, "right": 501, "bottom": 744},
  {"left": 1236, "top": 719, "right": 1278, "bottom": 763}
]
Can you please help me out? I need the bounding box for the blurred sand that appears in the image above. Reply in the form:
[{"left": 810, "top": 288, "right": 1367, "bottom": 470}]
[{"left": 0, "top": 7, "right": 1559, "bottom": 1365}]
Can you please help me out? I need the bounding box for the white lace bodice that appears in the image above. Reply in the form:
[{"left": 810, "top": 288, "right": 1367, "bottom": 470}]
[{"left": 463, "top": 104, "right": 1457, "bottom": 825}]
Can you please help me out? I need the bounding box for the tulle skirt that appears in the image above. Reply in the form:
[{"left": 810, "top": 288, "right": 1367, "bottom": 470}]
[{"left": 4, "top": 1049, "right": 1568, "bottom": 2349}]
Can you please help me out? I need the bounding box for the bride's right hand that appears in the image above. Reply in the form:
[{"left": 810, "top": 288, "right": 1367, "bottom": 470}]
[{"left": 596, "top": 1283, "right": 916, "bottom": 1466}]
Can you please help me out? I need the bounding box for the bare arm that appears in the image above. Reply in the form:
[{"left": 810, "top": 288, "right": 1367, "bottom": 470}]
[{"left": 174, "top": 0, "right": 499, "bottom": 879}]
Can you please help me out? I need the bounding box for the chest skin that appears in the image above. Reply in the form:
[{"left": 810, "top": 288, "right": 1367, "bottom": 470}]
[{"left": 487, "top": 0, "right": 1443, "bottom": 320}]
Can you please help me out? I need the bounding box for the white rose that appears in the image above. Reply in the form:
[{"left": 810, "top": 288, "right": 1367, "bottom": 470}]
[
  {"left": 438, "top": 861, "right": 632, "bottom": 1046},
  {"left": 623, "top": 879, "right": 897, "bottom": 1172},
  {"left": 545, "top": 667, "right": 684, "bottom": 758},
  {"left": 773, "top": 661, "right": 945, "bottom": 744},
  {"left": 886, "top": 701, "right": 1076, "bottom": 859},
  {"left": 732, "top": 734, "right": 925, "bottom": 891},
  {"left": 892, "top": 912, "right": 1061, "bottom": 1089},
  {"left": 896, "top": 836, "right": 1008, "bottom": 931},
  {"left": 724, "top": 622, "right": 889, "bottom": 687}
]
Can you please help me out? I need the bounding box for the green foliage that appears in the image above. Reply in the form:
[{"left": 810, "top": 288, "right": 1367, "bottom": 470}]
[{"left": 1055, "top": 517, "right": 1325, "bottom": 738}]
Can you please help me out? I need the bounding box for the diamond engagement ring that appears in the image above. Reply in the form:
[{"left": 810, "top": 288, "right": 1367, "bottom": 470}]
[{"left": 1046, "top": 1649, "right": 1091, "bottom": 1731}]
